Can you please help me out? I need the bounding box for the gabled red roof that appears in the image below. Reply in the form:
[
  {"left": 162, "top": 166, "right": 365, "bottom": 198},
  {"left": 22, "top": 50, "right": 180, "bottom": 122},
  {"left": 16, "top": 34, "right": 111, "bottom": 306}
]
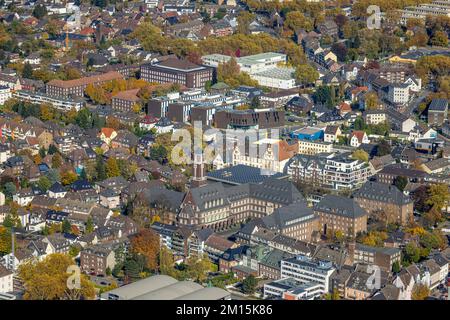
[
  {"left": 351, "top": 86, "right": 369, "bottom": 95},
  {"left": 141, "top": 115, "right": 159, "bottom": 124},
  {"left": 338, "top": 102, "right": 351, "bottom": 112},
  {"left": 79, "top": 27, "right": 95, "bottom": 36},
  {"left": 351, "top": 130, "right": 366, "bottom": 143},
  {"left": 100, "top": 127, "right": 116, "bottom": 138}
]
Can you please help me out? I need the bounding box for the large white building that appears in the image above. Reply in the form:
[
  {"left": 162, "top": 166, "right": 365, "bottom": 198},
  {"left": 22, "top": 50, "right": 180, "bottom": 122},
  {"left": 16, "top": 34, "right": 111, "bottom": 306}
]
[
  {"left": 202, "top": 52, "right": 296, "bottom": 89},
  {"left": 13, "top": 90, "right": 84, "bottom": 111},
  {"left": 387, "top": 84, "right": 410, "bottom": 105},
  {"left": 280, "top": 255, "right": 335, "bottom": 294},
  {"left": 285, "top": 152, "right": 371, "bottom": 190},
  {"left": 0, "top": 265, "right": 13, "bottom": 295},
  {"left": 0, "top": 85, "right": 11, "bottom": 105},
  {"left": 231, "top": 138, "right": 298, "bottom": 173},
  {"left": 251, "top": 67, "right": 296, "bottom": 90},
  {"left": 297, "top": 140, "right": 333, "bottom": 155},
  {"left": 399, "top": 0, "right": 450, "bottom": 24}
]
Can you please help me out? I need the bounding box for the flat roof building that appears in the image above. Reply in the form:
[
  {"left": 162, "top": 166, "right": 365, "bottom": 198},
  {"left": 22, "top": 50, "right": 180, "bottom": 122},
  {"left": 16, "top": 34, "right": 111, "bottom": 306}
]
[{"left": 100, "top": 275, "right": 230, "bottom": 300}]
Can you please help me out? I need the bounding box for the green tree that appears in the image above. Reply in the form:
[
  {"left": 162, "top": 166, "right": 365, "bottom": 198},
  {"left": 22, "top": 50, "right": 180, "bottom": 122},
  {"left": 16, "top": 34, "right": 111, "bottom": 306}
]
[
  {"left": 376, "top": 139, "right": 391, "bottom": 156},
  {"left": 394, "top": 176, "right": 408, "bottom": 192},
  {"left": 75, "top": 108, "right": 93, "bottom": 129},
  {"left": 85, "top": 216, "right": 94, "bottom": 234},
  {"left": 419, "top": 229, "right": 447, "bottom": 250},
  {"left": 61, "top": 220, "right": 72, "bottom": 234},
  {"left": 96, "top": 156, "right": 107, "bottom": 181},
  {"left": 242, "top": 275, "right": 258, "bottom": 294},
  {"left": 37, "top": 176, "right": 52, "bottom": 192},
  {"left": 392, "top": 261, "right": 401, "bottom": 273},
  {"left": 404, "top": 242, "right": 421, "bottom": 264},
  {"left": 2, "top": 214, "right": 21, "bottom": 228},
  {"left": 32, "top": 4, "right": 47, "bottom": 19},
  {"left": 3, "top": 182, "right": 16, "bottom": 198},
  {"left": 38, "top": 147, "right": 46, "bottom": 159},
  {"left": 22, "top": 62, "right": 33, "bottom": 79},
  {"left": 48, "top": 144, "right": 58, "bottom": 155},
  {"left": 69, "top": 245, "right": 80, "bottom": 257},
  {"left": 353, "top": 117, "right": 366, "bottom": 131}
]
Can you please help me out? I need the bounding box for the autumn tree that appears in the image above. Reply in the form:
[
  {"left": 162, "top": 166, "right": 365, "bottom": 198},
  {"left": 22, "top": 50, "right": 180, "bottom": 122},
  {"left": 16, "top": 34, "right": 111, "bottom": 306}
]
[
  {"left": 411, "top": 283, "right": 430, "bottom": 300},
  {"left": 106, "top": 157, "right": 120, "bottom": 178},
  {"left": 295, "top": 64, "right": 319, "bottom": 86},
  {"left": 351, "top": 149, "right": 369, "bottom": 163},
  {"left": 430, "top": 31, "right": 448, "bottom": 47},
  {"left": 0, "top": 225, "right": 11, "bottom": 255},
  {"left": 237, "top": 11, "right": 255, "bottom": 35},
  {"left": 51, "top": 152, "right": 62, "bottom": 169},
  {"left": 185, "top": 254, "right": 216, "bottom": 283},
  {"left": 284, "top": 11, "right": 313, "bottom": 32},
  {"left": 61, "top": 171, "right": 78, "bottom": 186},
  {"left": 426, "top": 183, "right": 449, "bottom": 210},
  {"left": 415, "top": 55, "right": 450, "bottom": 85},
  {"left": 324, "top": 288, "right": 340, "bottom": 300},
  {"left": 40, "top": 104, "right": 54, "bottom": 121},
  {"left": 364, "top": 91, "right": 379, "bottom": 110},
  {"left": 85, "top": 83, "right": 108, "bottom": 104},
  {"left": 159, "top": 246, "right": 177, "bottom": 276},
  {"left": 131, "top": 21, "right": 167, "bottom": 54},
  {"left": 361, "top": 231, "right": 388, "bottom": 247},
  {"left": 18, "top": 253, "right": 96, "bottom": 300},
  {"left": 217, "top": 58, "right": 259, "bottom": 88},
  {"left": 130, "top": 229, "right": 160, "bottom": 270}
]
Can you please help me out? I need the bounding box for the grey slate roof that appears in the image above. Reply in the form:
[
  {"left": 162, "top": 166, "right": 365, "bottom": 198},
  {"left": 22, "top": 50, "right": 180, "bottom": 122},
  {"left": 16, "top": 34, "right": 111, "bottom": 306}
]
[
  {"left": 353, "top": 181, "right": 413, "bottom": 205},
  {"left": 428, "top": 98, "right": 448, "bottom": 112},
  {"left": 206, "top": 164, "right": 289, "bottom": 185},
  {"left": 314, "top": 194, "right": 367, "bottom": 218},
  {"left": 261, "top": 202, "right": 316, "bottom": 229},
  {"left": 140, "top": 187, "right": 185, "bottom": 212},
  {"left": 259, "top": 249, "right": 293, "bottom": 270}
]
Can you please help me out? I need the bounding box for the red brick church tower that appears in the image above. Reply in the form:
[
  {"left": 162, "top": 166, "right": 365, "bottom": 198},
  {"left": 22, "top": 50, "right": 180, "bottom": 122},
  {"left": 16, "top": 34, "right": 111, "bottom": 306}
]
[{"left": 191, "top": 150, "right": 207, "bottom": 188}]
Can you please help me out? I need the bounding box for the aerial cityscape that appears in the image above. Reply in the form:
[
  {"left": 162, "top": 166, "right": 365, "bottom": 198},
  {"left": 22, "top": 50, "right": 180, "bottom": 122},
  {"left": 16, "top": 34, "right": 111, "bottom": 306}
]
[{"left": 0, "top": 0, "right": 449, "bottom": 303}]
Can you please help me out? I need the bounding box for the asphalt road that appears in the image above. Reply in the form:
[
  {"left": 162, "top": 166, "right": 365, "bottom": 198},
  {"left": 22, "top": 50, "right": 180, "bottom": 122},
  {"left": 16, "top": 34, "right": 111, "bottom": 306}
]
[{"left": 398, "top": 89, "right": 430, "bottom": 116}]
